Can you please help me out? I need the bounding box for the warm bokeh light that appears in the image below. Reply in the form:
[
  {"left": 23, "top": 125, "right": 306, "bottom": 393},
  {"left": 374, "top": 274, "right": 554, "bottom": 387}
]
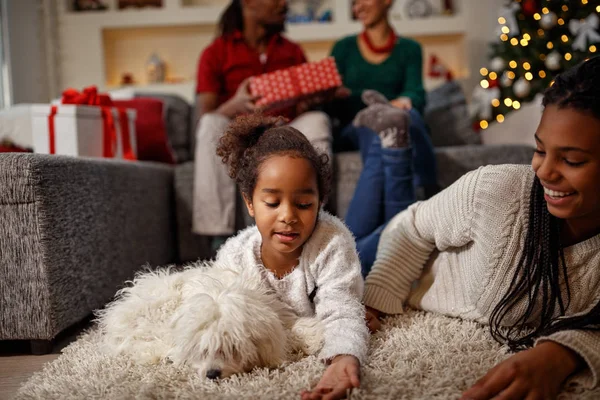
[
  {"left": 565, "top": 53, "right": 572, "bottom": 61},
  {"left": 513, "top": 101, "right": 521, "bottom": 110},
  {"left": 501, "top": 34, "right": 509, "bottom": 41},
  {"left": 511, "top": 38, "right": 519, "bottom": 46},
  {"left": 498, "top": 17, "right": 507, "bottom": 24},
  {"left": 539, "top": 70, "right": 547, "bottom": 78},
  {"left": 489, "top": 72, "right": 498, "bottom": 80},
  {"left": 509, "top": 60, "right": 518, "bottom": 68},
  {"left": 547, "top": 42, "right": 554, "bottom": 49},
  {"left": 481, "top": 80, "right": 490, "bottom": 89},
  {"left": 523, "top": 33, "right": 531, "bottom": 41},
  {"left": 497, "top": 115, "right": 505, "bottom": 123},
  {"left": 520, "top": 39, "right": 529, "bottom": 46},
  {"left": 502, "top": 26, "right": 510, "bottom": 34},
  {"left": 558, "top": 18, "right": 565, "bottom": 26},
  {"left": 508, "top": 71, "right": 516, "bottom": 79},
  {"left": 534, "top": 13, "right": 541, "bottom": 20},
  {"left": 542, "top": 7, "right": 549, "bottom": 14},
  {"left": 492, "top": 99, "right": 501, "bottom": 107},
  {"left": 591, "top": 45, "right": 597, "bottom": 53},
  {"left": 562, "top": 5, "right": 569, "bottom": 11},
  {"left": 561, "top": 35, "right": 569, "bottom": 43},
  {"left": 525, "top": 72, "right": 533, "bottom": 80},
  {"left": 504, "top": 98, "right": 513, "bottom": 107},
  {"left": 523, "top": 62, "right": 531, "bottom": 70},
  {"left": 480, "top": 68, "right": 489, "bottom": 76},
  {"left": 480, "top": 120, "right": 489, "bottom": 130},
  {"left": 537, "top": 29, "right": 544, "bottom": 36}
]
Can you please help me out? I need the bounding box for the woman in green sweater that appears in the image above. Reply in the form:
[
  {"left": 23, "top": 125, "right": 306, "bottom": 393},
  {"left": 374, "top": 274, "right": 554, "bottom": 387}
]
[{"left": 326, "top": 0, "right": 437, "bottom": 276}]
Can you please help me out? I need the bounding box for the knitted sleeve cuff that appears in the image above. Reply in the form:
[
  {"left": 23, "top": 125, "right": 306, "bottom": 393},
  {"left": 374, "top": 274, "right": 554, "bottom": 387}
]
[
  {"left": 536, "top": 330, "right": 600, "bottom": 389},
  {"left": 363, "top": 285, "right": 405, "bottom": 315}
]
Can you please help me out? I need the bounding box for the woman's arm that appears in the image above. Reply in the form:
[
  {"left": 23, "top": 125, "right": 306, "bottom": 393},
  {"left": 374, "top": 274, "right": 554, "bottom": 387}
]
[
  {"left": 364, "top": 167, "right": 483, "bottom": 315},
  {"left": 394, "top": 40, "right": 426, "bottom": 114},
  {"left": 461, "top": 340, "right": 588, "bottom": 400}
]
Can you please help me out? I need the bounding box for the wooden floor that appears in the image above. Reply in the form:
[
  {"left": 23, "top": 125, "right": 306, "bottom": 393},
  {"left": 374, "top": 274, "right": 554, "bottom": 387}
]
[
  {"left": 0, "top": 353, "right": 60, "bottom": 399},
  {"left": 0, "top": 319, "right": 90, "bottom": 400}
]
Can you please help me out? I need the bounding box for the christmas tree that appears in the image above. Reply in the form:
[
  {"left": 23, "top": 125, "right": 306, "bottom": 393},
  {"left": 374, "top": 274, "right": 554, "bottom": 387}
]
[{"left": 473, "top": 0, "right": 600, "bottom": 131}]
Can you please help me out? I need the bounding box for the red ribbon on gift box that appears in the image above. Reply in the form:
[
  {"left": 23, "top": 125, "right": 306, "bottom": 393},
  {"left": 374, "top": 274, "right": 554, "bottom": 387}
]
[{"left": 47, "top": 86, "right": 136, "bottom": 160}]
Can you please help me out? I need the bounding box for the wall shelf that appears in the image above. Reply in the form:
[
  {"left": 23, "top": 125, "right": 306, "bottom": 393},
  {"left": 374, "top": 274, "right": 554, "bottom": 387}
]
[{"left": 57, "top": 0, "right": 469, "bottom": 97}]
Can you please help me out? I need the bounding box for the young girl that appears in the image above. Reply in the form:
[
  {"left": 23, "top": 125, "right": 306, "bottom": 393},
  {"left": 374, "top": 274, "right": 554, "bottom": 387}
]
[
  {"left": 214, "top": 114, "right": 368, "bottom": 400},
  {"left": 365, "top": 56, "right": 600, "bottom": 400}
]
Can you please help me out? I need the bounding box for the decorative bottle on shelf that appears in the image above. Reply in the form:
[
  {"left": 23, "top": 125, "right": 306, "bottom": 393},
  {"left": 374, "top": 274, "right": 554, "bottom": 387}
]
[{"left": 146, "top": 53, "right": 166, "bottom": 84}]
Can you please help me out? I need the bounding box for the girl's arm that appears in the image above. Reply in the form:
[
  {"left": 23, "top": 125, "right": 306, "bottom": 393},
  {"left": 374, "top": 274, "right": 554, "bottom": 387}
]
[
  {"left": 311, "top": 217, "right": 369, "bottom": 365},
  {"left": 364, "top": 167, "right": 482, "bottom": 315}
]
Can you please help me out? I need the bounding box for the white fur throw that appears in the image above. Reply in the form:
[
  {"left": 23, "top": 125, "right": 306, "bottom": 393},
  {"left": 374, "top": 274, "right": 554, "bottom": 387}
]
[{"left": 15, "top": 310, "right": 599, "bottom": 399}]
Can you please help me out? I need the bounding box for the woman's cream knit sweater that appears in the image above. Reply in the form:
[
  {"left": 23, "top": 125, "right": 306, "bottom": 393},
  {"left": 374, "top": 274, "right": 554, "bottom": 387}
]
[{"left": 364, "top": 164, "right": 600, "bottom": 387}]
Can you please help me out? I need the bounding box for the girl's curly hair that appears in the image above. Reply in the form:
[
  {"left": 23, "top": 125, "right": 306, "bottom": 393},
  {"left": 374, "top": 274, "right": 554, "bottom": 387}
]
[{"left": 216, "top": 113, "right": 331, "bottom": 203}]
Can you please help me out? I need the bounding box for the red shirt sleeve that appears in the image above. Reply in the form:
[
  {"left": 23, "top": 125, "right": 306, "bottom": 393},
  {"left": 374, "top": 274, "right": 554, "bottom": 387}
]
[
  {"left": 295, "top": 44, "right": 308, "bottom": 65},
  {"left": 196, "top": 39, "right": 222, "bottom": 95}
]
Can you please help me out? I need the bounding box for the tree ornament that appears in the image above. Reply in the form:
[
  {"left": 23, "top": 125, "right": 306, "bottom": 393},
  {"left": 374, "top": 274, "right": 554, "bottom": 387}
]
[
  {"left": 490, "top": 57, "right": 507, "bottom": 72},
  {"left": 471, "top": 85, "right": 501, "bottom": 121},
  {"left": 539, "top": 12, "right": 557, "bottom": 30},
  {"left": 569, "top": 13, "right": 600, "bottom": 52},
  {"left": 521, "top": 0, "right": 538, "bottom": 17},
  {"left": 513, "top": 78, "right": 531, "bottom": 98},
  {"left": 501, "top": 71, "right": 514, "bottom": 87},
  {"left": 497, "top": 2, "right": 521, "bottom": 37},
  {"left": 545, "top": 51, "right": 562, "bottom": 71}
]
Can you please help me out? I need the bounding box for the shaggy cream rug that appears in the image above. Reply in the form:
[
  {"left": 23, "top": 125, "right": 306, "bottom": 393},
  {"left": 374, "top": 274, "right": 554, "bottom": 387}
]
[{"left": 15, "top": 311, "right": 599, "bottom": 400}]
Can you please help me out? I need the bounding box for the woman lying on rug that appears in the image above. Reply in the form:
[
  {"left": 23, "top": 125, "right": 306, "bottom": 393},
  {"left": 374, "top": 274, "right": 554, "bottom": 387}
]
[
  {"left": 215, "top": 114, "right": 369, "bottom": 400},
  {"left": 364, "top": 56, "right": 600, "bottom": 400}
]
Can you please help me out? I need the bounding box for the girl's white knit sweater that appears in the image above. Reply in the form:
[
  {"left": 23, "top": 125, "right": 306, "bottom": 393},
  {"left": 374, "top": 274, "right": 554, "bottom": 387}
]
[
  {"left": 215, "top": 211, "right": 369, "bottom": 364},
  {"left": 364, "top": 164, "right": 600, "bottom": 387}
]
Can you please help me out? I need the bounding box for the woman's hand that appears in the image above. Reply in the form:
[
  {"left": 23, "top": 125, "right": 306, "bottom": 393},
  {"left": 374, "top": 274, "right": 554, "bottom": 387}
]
[
  {"left": 460, "top": 341, "right": 583, "bottom": 400},
  {"left": 390, "top": 96, "right": 412, "bottom": 110},
  {"left": 300, "top": 355, "right": 360, "bottom": 400},
  {"left": 365, "top": 306, "right": 383, "bottom": 333},
  {"left": 216, "top": 79, "right": 261, "bottom": 118}
]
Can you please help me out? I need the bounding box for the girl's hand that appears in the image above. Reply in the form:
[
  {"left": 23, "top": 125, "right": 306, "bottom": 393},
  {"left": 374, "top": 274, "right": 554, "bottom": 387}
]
[
  {"left": 217, "top": 79, "right": 261, "bottom": 118},
  {"left": 390, "top": 96, "right": 412, "bottom": 110},
  {"left": 365, "top": 306, "right": 382, "bottom": 333},
  {"left": 460, "top": 341, "right": 583, "bottom": 400},
  {"left": 300, "top": 355, "right": 360, "bottom": 400}
]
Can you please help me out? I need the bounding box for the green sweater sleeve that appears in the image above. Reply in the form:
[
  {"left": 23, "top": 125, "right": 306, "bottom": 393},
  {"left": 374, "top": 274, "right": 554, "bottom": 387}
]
[{"left": 397, "top": 41, "right": 426, "bottom": 114}]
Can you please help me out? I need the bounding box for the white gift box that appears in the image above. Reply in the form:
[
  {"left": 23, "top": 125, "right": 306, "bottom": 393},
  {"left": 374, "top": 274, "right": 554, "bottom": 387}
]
[{"left": 0, "top": 104, "right": 137, "bottom": 159}]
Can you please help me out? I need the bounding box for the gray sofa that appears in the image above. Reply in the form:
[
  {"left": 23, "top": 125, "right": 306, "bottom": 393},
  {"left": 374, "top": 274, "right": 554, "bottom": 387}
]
[{"left": 0, "top": 89, "right": 534, "bottom": 352}]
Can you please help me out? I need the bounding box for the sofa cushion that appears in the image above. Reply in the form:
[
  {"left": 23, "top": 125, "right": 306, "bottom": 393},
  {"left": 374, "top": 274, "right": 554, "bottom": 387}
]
[
  {"left": 424, "top": 81, "right": 481, "bottom": 147},
  {"left": 113, "top": 98, "right": 175, "bottom": 164},
  {"left": 134, "top": 93, "right": 193, "bottom": 163}
]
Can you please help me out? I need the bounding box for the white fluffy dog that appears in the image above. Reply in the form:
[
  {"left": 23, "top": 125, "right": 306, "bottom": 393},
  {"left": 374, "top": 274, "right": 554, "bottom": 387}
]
[{"left": 97, "top": 261, "right": 323, "bottom": 380}]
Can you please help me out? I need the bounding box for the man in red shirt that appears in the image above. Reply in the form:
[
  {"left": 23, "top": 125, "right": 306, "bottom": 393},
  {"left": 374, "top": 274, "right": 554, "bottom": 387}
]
[{"left": 193, "top": 0, "right": 331, "bottom": 237}]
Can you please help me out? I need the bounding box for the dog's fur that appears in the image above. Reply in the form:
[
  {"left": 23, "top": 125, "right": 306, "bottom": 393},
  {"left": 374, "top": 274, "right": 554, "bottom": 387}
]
[{"left": 96, "top": 261, "right": 324, "bottom": 379}]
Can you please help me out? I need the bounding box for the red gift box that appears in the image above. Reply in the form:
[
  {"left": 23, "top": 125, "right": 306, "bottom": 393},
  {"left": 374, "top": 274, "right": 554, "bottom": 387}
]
[{"left": 249, "top": 57, "right": 343, "bottom": 112}]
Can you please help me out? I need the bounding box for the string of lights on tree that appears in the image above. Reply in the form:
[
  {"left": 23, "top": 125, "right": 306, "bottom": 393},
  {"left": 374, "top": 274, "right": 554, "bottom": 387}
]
[{"left": 473, "top": 0, "right": 600, "bottom": 131}]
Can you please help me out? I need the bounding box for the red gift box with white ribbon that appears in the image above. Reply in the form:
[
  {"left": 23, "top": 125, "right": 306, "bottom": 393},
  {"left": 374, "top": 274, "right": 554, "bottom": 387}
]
[{"left": 249, "top": 57, "right": 343, "bottom": 112}]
